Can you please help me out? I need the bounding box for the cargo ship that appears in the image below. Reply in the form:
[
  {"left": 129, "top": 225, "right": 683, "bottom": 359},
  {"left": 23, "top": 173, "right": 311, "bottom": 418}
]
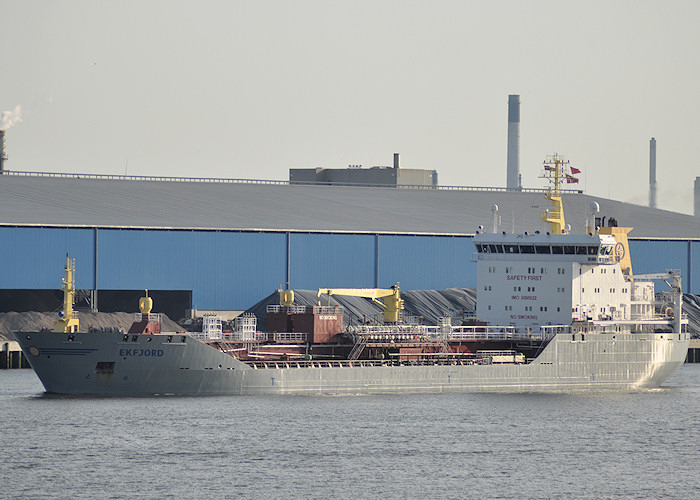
[{"left": 14, "top": 155, "right": 690, "bottom": 395}]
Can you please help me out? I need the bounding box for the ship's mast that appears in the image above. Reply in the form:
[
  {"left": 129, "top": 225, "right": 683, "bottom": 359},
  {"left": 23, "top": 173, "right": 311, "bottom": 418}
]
[
  {"left": 540, "top": 154, "right": 571, "bottom": 234},
  {"left": 53, "top": 254, "right": 80, "bottom": 333}
]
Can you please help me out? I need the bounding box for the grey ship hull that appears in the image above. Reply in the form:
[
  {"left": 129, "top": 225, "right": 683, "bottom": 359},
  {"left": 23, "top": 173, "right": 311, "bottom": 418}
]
[{"left": 14, "top": 331, "right": 690, "bottom": 395}]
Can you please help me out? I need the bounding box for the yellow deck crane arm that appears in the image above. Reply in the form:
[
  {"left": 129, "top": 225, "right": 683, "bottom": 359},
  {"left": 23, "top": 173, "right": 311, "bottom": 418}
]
[{"left": 317, "top": 285, "right": 404, "bottom": 323}]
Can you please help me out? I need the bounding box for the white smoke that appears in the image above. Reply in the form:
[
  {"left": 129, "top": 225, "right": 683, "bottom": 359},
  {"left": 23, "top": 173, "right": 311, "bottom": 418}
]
[{"left": 1, "top": 105, "right": 22, "bottom": 130}]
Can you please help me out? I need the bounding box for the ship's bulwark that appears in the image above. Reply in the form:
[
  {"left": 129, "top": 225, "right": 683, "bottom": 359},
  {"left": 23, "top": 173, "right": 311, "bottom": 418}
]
[{"left": 14, "top": 331, "right": 689, "bottom": 395}]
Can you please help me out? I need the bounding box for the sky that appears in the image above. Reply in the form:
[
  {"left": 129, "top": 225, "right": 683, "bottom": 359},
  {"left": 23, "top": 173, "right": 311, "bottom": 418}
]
[{"left": 2, "top": 0, "right": 699, "bottom": 214}]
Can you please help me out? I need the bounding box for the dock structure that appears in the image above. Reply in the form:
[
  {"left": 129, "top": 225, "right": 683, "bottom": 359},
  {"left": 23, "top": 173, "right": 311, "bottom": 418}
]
[
  {"left": 1, "top": 341, "right": 27, "bottom": 369},
  {"left": 688, "top": 339, "right": 700, "bottom": 363}
]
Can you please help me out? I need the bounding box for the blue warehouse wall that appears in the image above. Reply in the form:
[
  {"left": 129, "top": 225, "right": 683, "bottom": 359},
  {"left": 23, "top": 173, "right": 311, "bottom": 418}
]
[
  {"left": 1, "top": 227, "right": 697, "bottom": 310},
  {"left": 289, "top": 233, "right": 375, "bottom": 290},
  {"left": 629, "top": 240, "right": 693, "bottom": 293},
  {"left": 97, "top": 229, "right": 287, "bottom": 309},
  {"left": 0, "top": 227, "right": 95, "bottom": 289},
  {"left": 692, "top": 241, "right": 700, "bottom": 294},
  {"left": 377, "top": 235, "right": 476, "bottom": 290}
]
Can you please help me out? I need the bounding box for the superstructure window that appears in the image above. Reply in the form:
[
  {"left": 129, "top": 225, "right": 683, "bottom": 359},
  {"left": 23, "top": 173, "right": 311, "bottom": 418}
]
[
  {"left": 504, "top": 245, "right": 519, "bottom": 254},
  {"left": 552, "top": 246, "right": 564, "bottom": 254},
  {"left": 489, "top": 244, "right": 503, "bottom": 253},
  {"left": 587, "top": 246, "right": 598, "bottom": 255},
  {"left": 535, "top": 245, "right": 551, "bottom": 254},
  {"left": 564, "top": 246, "right": 576, "bottom": 254},
  {"left": 520, "top": 245, "right": 535, "bottom": 254}
]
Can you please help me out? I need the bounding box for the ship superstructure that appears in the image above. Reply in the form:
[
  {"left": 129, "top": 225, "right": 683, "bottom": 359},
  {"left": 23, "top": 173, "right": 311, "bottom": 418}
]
[{"left": 13, "top": 155, "right": 690, "bottom": 395}]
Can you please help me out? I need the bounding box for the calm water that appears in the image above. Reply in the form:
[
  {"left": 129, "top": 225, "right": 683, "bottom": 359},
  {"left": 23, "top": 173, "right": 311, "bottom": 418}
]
[{"left": 1, "top": 366, "right": 699, "bottom": 499}]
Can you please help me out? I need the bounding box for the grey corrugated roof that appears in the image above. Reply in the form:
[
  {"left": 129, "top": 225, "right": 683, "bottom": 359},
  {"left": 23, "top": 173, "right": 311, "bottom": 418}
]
[{"left": 0, "top": 172, "right": 698, "bottom": 239}]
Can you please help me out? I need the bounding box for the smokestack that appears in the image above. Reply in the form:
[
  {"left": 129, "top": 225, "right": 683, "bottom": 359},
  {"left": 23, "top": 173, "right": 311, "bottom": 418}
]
[
  {"left": 0, "top": 130, "right": 6, "bottom": 174},
  {"left": 649, "top": 137, "right": 657, "bottom": 208},
  {"left": 393, "top": 153, "right": 400, "bottom": 169},
  {"left": 506, "top": 95, "right": 520, "bottom": 190},
  {"left": 0, "top": 105, "right": 22, "bottom": 175}
]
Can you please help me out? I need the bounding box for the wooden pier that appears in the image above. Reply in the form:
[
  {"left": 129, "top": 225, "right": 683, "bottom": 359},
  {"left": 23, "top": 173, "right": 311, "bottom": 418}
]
[
  {"left": 1, "top": 341, "right": 28, "bottom": 369},
  {"left": 687, "top": 339, "right": 700, "bottom": 363}
]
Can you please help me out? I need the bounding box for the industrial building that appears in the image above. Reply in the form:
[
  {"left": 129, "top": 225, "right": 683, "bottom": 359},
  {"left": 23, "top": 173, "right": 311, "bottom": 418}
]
[
  {"left": 0, "top": 171, "right": 699, "bottom": 320},
  {"left": 290, "top": 153, "right": 438, "bottom": 187}
]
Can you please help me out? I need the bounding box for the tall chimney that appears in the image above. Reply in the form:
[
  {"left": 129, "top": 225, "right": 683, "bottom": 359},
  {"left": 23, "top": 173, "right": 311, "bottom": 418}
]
[
  {"left": 649, "top": 137, "right": 657, "bottom": 208},
  {"left": 0, "top": 130, "right": 6, "bottom": 174},
  {"left": 506, "top": 95, "right": 520, "bottom": 190},
  {"left": 393, "top": 153, "right": 400, "bottom": 169}
]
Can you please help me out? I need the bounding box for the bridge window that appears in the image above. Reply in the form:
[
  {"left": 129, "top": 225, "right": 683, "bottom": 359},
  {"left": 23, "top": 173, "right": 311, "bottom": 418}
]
[
  {"left": 520, "top": 245, "right": 535, "bottom": 254},
  {"left": 535, "top": 245, "right": 551, "bottom": 254},
  {"left": 552, "top": 246, "right": 564, "bottom": 254}
]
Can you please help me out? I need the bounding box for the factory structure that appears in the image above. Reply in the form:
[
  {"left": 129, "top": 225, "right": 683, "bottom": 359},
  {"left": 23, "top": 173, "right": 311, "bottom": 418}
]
[
  {"left": 290, "top": 153, "right": 437, "bottom": 187},
  {"left": 1, "top": 97, "right": 699, "bottom": 320}
]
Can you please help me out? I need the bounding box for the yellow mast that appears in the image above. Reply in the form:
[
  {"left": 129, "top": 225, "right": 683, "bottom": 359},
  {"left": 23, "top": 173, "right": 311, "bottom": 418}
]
[
  {"left": 53, "top": 254, "right": 80, "bottom": 333},
  {"left": 540, "top": 154, "right": 570, "bottom": 234}
]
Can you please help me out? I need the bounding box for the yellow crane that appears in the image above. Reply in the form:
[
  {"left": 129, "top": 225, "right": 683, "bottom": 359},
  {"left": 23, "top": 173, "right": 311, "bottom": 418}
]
[{"left": 317, "top": 284, "right": 404, "bottom": 323}]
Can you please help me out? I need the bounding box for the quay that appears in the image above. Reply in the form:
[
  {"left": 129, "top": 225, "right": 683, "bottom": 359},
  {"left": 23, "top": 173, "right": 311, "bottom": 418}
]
[
  {"left": 2, "top": 341, "right": 27, "bottom": 369},
  {"left": 688, "top": 339, "right": 700, "bottom": 363}
]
